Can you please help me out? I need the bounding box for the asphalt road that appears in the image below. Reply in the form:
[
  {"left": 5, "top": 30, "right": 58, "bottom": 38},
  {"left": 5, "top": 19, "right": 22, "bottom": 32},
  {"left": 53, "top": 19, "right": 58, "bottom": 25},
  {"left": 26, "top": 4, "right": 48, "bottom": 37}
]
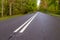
[{"left": 0, "top": 12, "right": 60, "bottom": 40}]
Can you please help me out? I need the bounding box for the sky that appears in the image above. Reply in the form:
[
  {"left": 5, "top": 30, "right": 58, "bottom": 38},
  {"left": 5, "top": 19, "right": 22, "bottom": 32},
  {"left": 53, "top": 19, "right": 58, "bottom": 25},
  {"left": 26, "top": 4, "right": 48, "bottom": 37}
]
[{"left": 37, "top": 0, "right": 41, "bottom": 7}]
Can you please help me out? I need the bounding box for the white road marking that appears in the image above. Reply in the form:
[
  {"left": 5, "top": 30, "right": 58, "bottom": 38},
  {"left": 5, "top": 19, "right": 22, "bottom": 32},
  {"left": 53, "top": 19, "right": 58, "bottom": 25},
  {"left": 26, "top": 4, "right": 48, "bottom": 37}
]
[
  {"left": 13, "top": 13, "right": 37, "bottom": 33},
  {"left": 14, "top": 15, "right": 33, "bottom": 33},
  {"left": 19, "top": 13, "right": 38, "bottom": 33}
]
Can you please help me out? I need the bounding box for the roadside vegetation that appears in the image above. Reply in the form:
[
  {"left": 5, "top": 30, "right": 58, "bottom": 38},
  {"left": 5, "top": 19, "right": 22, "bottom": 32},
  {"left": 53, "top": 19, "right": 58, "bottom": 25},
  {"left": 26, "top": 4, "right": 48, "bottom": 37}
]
[
  {"left": 0, "top": 0, "right": 60, "bottom": 20},
  {"left": 39, "top": 0, "right": 60, "bottom": 16},
  {"left": 0, "top": 14, "right": 24, "bottom": 21},
  {"left": 0, "top": 0, "right": 37, "bottom": 20}
]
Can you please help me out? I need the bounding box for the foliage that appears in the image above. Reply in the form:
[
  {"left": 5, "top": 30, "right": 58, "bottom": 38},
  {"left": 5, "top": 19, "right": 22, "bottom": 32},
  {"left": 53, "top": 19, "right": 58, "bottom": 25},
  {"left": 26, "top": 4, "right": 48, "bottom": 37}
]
[
  {"left": 0, "top": 0, "right": 37, "bottom": 17},
  {"left": 39, "top": 0, "right": 59, "bottom": 15}
]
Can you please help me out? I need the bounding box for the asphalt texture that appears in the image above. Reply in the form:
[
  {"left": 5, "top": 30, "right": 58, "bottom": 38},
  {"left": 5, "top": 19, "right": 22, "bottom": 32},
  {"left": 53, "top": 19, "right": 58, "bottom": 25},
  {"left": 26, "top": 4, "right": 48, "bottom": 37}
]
[
  {"left": 0, "top": 14, "right": 34, "bottom": 40},
  {"left": 0, "top": 12, "right": 60, "bottom": 40}
]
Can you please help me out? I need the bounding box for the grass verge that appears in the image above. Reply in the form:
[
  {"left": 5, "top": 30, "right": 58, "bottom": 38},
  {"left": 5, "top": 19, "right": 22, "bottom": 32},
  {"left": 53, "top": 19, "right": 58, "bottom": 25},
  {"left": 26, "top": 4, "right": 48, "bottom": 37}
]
[
  {"left": 41, "top": 11, "right": 60, "bottom": 17},
  {"left": 49, "top": 14, "right": 60, "bottom": 17},
  {"left": 0, "top": 14, "right": 24, "bottom": 21}
]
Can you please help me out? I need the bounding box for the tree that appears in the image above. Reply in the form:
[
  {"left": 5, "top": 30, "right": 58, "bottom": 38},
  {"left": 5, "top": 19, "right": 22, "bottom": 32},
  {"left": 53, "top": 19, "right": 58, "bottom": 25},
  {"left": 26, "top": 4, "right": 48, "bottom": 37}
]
[
  {"left": 1, "top": 0, "right": 4, "bottom": 17},
  {"left": 58, "top": 0, "right": 60, "bottom": 14},
  {"left": 0, "top": 0, "right": 37, "bottom": 17},
  {"left": 12, "top": 0, "right": 37, "bottom": 14},
  {"left": 39, "top": 0, "right": 59, "bottom": 14},
  {"left": 8, "top": 0, "right": 15, "bottom": 16}
]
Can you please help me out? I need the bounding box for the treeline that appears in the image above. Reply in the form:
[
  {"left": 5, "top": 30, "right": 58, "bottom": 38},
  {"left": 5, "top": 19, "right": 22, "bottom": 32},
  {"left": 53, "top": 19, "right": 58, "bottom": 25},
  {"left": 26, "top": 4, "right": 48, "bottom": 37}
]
[
  {"left": 39, "top": 0, "right": 59, "bottom": 15},
  {"left": 0, "top": 0, "right": 37, "bottom": 17}
]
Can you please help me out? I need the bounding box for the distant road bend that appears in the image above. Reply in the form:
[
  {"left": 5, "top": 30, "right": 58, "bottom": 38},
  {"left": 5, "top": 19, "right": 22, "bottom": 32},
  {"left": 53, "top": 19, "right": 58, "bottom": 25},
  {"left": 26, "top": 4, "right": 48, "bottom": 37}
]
[{"left": 0, "top": 12, "right": 60, "bottom": 40}]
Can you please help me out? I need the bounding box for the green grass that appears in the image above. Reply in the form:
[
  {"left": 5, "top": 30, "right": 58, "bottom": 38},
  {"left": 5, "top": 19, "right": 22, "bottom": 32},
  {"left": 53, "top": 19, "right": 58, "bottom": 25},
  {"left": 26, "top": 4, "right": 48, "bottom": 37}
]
[
  {"left": 41, "top": 11, "right": 60, "bottom": 17},
  {"left": 0, "top": 14, "right": 24, "bottom": 21},
  {"left": 46, "top": 12, "right": 60, "bottom": 17},
  {"left": 39, "top": 11, "right": 60, "bottom": 17},
  {"left": 46, "top": 13, "right": 60, "bottom": 17}
]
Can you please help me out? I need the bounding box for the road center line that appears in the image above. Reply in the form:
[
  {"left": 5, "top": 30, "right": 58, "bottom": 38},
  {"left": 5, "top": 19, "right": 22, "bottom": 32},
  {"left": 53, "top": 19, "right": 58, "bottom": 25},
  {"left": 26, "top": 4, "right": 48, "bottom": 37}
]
[
  {"left": 13, "top": 13, "right": 37, "bottom": 33},
  {"left": 19, "top": 13, "right": 38, "bottom": 33}
]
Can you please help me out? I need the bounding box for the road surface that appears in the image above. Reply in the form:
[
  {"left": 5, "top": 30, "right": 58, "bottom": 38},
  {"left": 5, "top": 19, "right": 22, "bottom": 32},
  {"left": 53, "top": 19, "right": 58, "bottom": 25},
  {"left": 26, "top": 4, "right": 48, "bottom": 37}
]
[{"left": 0, "top": 12, "right": 60, "bottom": 40}]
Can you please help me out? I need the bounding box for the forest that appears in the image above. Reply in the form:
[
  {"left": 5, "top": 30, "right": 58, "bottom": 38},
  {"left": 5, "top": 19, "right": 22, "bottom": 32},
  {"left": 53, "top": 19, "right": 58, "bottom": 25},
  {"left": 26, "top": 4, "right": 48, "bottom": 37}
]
[
  {"left": 39, "top": 0, "right": 59, "bottom": 15},
  {"left": 0, "top": 0, "right": 37, "bottom": 17},
  {"left": 0, "top": 0, "right": 60, "bottom": 17}
]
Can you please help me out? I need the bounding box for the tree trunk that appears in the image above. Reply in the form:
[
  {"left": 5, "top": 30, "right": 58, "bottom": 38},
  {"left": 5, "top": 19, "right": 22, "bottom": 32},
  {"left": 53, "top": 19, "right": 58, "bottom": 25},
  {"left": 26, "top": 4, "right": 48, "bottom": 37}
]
[
  {"left": 59, "top": 0, "right": 60, "bottom": 10},
  {"left": 9, "top": 3, "right": 12, "bottom": 16},
  {"left": 1, "top": 0, "right": 4, "bottom": 17}
]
